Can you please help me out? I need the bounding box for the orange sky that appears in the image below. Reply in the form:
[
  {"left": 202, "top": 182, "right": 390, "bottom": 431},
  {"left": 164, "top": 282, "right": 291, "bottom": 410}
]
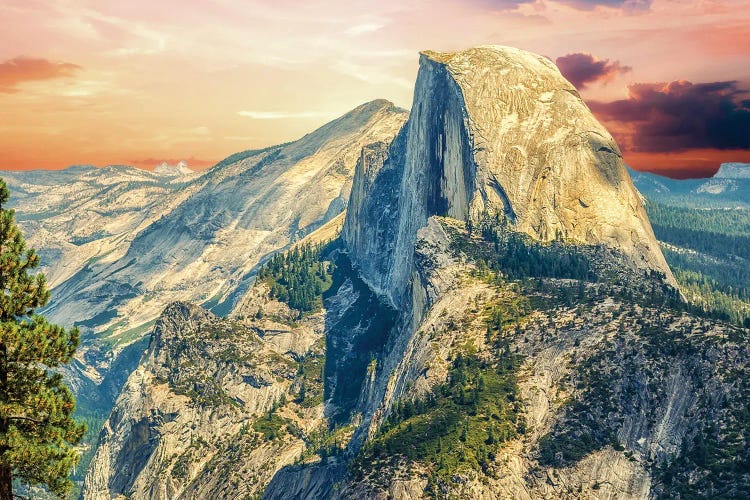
[{"left": 1, "top": 0, "right": 749, "bottom": 178}]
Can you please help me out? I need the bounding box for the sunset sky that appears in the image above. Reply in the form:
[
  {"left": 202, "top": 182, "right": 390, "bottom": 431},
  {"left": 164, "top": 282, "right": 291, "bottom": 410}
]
[{"left": 1, "top": 0, "right": 749, "bottom": 178}]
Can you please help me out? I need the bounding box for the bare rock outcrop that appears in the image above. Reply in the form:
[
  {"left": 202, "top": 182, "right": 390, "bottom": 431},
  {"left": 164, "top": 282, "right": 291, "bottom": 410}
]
[{"left": 343, "top": 46, "right": 674, "bottom": 308}]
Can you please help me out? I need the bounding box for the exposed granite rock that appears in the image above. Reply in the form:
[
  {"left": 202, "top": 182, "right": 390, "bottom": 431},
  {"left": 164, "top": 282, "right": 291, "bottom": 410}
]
[
  {"left": 343, "top": 46, "right": 674, "bottom": 309},
  {"left": 82, "top": 299, "right": 326, "bottom": 500},
  {"left": 335, "top": 218, "right": 749, "bottom": 499},
  {"left": 6, "top": 100, "right": 406, "bottom": 406},
  {"left": 81, "top": 47, "right": 750, "bottom": 500}
]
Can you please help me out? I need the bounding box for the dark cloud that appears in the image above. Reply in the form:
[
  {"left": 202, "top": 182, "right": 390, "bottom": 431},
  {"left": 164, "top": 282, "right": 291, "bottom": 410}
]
[
  {"left": 555, "top": 0, "right": 652, "bottom": 10},
  {"left": 555, "top": 53, "right": 630, "bottom": 89},
  {"left": 0, "top": 57, "right": 81, "bottom": 93},
  {"left": 589, "top": 80, "right": 750, "bottom": 152}
]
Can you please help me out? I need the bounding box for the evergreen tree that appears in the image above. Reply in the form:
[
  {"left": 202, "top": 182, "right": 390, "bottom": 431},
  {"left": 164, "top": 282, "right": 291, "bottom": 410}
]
[{"left": 0, "top": 179, "right": 85, "bottom": 499}]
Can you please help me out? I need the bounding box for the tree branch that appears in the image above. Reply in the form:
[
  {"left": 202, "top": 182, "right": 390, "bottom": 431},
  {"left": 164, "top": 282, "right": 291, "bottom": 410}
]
[{"left": 6, "top": 415, "right": 45, "bottom": 425}]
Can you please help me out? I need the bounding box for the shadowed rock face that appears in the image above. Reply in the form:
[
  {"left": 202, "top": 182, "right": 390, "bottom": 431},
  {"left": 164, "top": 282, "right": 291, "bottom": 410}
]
[{"left": 344, "top": 46, "right": 674, "bottom": 307}]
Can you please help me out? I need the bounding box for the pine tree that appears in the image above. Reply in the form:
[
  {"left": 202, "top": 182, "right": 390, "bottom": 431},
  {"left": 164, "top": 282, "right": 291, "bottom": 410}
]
[{"left": 0, "top": 179, "right": 85, "bottom": 499}]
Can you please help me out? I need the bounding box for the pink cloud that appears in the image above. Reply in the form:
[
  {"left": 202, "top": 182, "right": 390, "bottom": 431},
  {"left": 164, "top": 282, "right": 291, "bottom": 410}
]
[{"left": 0, "top": 57, "right": 81, "bottom": 93}]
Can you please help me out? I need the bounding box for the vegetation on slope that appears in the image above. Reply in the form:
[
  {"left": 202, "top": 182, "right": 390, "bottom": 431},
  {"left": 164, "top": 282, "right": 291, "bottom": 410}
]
[
  {"left": 296, "top": 338, "right": 326, "bottom": 408},
  {"left": 449, "top": 212, "right": 593, "bottom": 282},
  {"left": 534, "top": 303, "right": 750, "bottom": 498},
  {"left": 646, "top": 202, "right": 750, "bottom": 238},
  {"left": 354, "top": 347, "right": 524, "bottom": 482},
  {"left": 443, "top": 213, "right": 750, "bottom": 496},
  {"left": 351, "top": 257, "right": 529, "bottom": 491},
  {"left": 257, "top": 242, "right": 334, "bottom": 314},
  {"left": 645, "top": 201, "right": 750, "bottom": 326},
  {"left": 654, "top": 372, "right": 750, "bottom": 498},
  {"left": 675, "top": 269, "right": 750, "bottom": 327},
  {"left": 455, "top": 209, "right": 750, "bottom": 327}
]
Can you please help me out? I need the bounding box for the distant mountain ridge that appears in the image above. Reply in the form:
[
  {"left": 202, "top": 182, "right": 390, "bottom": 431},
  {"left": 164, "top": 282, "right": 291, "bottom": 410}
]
[
  {"left": 0, "top": 100, "right": 407, "bottom": 462},
  {"left": 715, "top": 162, "right": 750, "bottom": 179},
  {"left": 153, "top": 160, "right": 196, "bottom": 177},
  {"left": 630, "top": 163, "right": 750, "bottom": 208}
]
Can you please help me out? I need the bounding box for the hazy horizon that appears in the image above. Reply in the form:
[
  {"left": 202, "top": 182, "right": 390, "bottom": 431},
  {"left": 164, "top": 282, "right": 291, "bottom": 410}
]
[{"left": 2, "top": 0, "right": 749, "bottom": 177}]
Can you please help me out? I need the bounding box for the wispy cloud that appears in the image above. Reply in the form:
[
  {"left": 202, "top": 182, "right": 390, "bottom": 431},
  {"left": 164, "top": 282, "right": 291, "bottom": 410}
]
[
  {"left": 331, "top": 60, "right": 413, "bottom": 89},
  {"left": 237, "top": 110, "right": 337, "bottom": 119},
  {"left": 345, "top": 23, "right": 386, "bottom": 36},
  {"left": 554, "top": 0, "right": 652, "bottom": 11}
]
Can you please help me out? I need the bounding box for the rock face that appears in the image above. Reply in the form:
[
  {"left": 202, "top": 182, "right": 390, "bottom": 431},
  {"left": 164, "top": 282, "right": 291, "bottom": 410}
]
[
  {"left": 83, "top": 297, "right": 327, "bottom": 500},
  {"left": 82, "top": 46, "right": 750, "bottom": 500},
  {"left": 344, "top": 46, "right": 673, "bottom": 307},
  {"left": 0, "top": 99, "right": 406, "bottom": 404},
  {"left": 0, "top": 165, "right": 199, "bottom": 292},
  {"left": 336, "top": 219, "right": 750, "bottom": 499}
]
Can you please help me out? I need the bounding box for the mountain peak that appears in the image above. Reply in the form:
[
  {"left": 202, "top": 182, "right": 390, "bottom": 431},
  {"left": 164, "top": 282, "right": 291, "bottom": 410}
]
[
  {"left": 153, "top": 160, "right": 194, "bottom": 176},
  {"left": 715, "top": 162, "right": 750, "bottom": 179},
  {"left": 421, "top": 45, "right": 556, "bottom": 74},
  {"left": 344, "top": 45, "right": 674, "bottom": 304}
]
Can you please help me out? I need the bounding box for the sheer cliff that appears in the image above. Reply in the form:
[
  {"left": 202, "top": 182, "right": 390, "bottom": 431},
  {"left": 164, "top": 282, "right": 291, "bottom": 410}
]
[
  {"left": 343, "top": 46, "right": 673, "bottom": 308},
  {"left": 82, "top": 47, "right": 750, "bottom": 500},
  {"left": 2, "top": 100, "right": 407, "bottom": 495}
]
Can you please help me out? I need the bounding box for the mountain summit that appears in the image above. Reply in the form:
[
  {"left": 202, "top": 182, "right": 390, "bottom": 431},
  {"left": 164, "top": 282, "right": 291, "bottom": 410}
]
[
  {"left": 153, "top": 160, "right": 195, "bottom": 176},
  {"left": 345, "top": 46, "right": 673, "bottom": 306},
  {"left": 715, "top": 162, "right": 750, "bottom": 179}
]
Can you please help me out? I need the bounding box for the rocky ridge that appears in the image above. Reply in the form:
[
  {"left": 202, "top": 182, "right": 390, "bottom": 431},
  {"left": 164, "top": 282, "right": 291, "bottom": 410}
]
[
  {"left": 715, "top": 162, "right": 750, "bottom": 179},
  {"left": 1, "top": 100, "right": 406, "bottom": 397},
  {"left": 630, "top": 164, "right": 750, "bottom": 209},
  {"left": 83, "top": 296, "right": 326, "bottom": 500},
  {"left": 82, "top": 47, "right": 750, "bottom": 500},
  {"left": 343, "top": 46, "right": 673, "bottom": 309}
]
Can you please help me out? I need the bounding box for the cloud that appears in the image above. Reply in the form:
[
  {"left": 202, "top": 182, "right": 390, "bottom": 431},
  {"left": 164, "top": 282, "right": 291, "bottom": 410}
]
[
  {"left": 555, "top": 53, "right": 630, "bottom": 89},
  {"left": 589, "top": 80, "right": 750, "bottom": 152},
  {"left": 331, "top": 60, "right": 414, "bottom": 89},
  {"left": 623, "top": 149, "right": 750, "bottom": 179},
  {"left": 345, "top": 23, "right": 386, "bottom": 36},
  {"left": 477, "top": 0, "right": 536, "bottom": 10},
  {"left": 480, "top": 0, "right": 650, "bottom": 10},
  {"left": 237, "top": 110, "right": 338, "bottom": 120},
  {"left": 0, "top": 57, "right": 82, "bottom": 93},
  {"left": 554, "top": 0, "right": 652, "bottom": 10}
]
